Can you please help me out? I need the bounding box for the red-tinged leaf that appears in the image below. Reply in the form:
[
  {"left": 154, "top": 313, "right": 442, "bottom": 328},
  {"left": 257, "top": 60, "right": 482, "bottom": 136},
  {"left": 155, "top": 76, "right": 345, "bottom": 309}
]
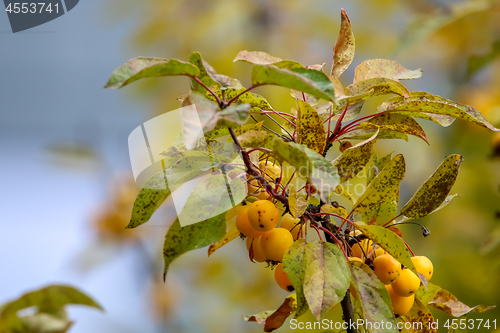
[
  {"left": 207, "top": 226, "right": 240, "bottom": 257},
  {"left": 357, "top": 113, "right": 428, "bottom": 144},
  {"left": 354, "top": 59, "right": 422, "bottom": 83},
  {"left": 264, "top": 297, "right": 296, "bottom": 332},
  {"left": 427, "top": 289, "right": 495, "bottom": 317},
  {"left": 242, "top": 296, "right": 296, "bottom": 332},
  {"left": 331, "top": 8, "right": 355, "bottom": 78}
]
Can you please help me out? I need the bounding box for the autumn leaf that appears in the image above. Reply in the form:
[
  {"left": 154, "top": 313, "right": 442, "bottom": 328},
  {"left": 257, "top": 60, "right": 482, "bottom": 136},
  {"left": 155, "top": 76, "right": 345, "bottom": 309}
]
[
  {"left": 331, "top": 8, "right": 355, "bottom": 78},
  {"left": 207, "top": 226, "right": 240, "bottom": 257}
]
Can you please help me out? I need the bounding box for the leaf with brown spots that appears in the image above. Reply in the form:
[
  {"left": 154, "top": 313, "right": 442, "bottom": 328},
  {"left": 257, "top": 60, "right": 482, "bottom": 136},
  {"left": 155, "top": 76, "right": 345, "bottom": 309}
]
[
  {"left": 163, "top": 212, "right": 227, "bottom": 279},
  {"left": 427, "top": 289, "right": 495, "bottom": 317},
  {"left": 332, "top": 130, "right": 377, "bottom": 182},
  {"left": 289, "top": 186, "right": 308, "bottom": 218},
  {"left": 296, "top": 100, "right": 326, "bottom": 154},
  {"left": 237, "top": 130, "right": 275, "bottom": 149},
  {"left": 345, "top": 77, "right": 410, "bottom": 98},
  {"left": 350, "top": 262, "right": 397, "bottom": 333},
  {"left": 331, "top": 8, "right": 355, "bottom": 78},
  {"left": 403, "top": 298, "right": 437, "bottom": 333},
  {"left": 207, "top": 226, "right": 240, "bottom": 257},
  {"left": 352, "top": 154, "right": 406, "bottom": 225},
  {"left": 282, "top": 240, "right": 309, "bottom": 318},
  {"left": 303, "top": 241, "right": 351, "bottom": 321},
  {"left": 399, "top": 155, "right": 462, "bottom": 219},
  {"left": 378, "top": 93, "right": 500, "bottom": 131},
  {"left": 353, "top": 59, "right": 422, "bottom": 83},
  {"left": 234, "top": 50, "right": 303, "bottom": 69},
  {"left": 104, "top": 57, "right": 200, "bottom": 89},
  {"left": 356, "top": 113, "right": 428, "bottom": 144},
  {"left": 354, "top": 223, "right": 418, "bottom": 277},
  {"left": 252, "top": 65, "right": 337, "bottom": 102},
  {"left": 242, "top": 295, "right": 296, "bottom": 332}
]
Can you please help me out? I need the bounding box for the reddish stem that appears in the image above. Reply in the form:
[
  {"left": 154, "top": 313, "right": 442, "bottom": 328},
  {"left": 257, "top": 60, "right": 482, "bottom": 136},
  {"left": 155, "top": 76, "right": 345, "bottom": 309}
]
[
  {"left": 191, "top": 76, "right": 221, "bottom": 105},
  {"left": 226, "top": 84, "right": 262, "bottom": 106}
]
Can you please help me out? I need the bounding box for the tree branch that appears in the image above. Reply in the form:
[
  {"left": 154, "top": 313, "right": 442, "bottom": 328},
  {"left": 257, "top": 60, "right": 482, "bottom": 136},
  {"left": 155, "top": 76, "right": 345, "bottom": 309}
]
[{"left": 228, "top": 127, "right": 288, "bottom": 207}]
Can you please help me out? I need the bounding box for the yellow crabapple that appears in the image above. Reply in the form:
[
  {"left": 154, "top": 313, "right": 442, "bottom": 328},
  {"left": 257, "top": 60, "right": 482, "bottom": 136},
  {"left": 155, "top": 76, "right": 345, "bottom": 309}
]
[
  {"left": 246, "top": 236, "right": 266, "bottom": 263},
  {"left": 236, "top": 206, "right": 264, "bottom": 238},
  {"left": 247, "top": 200, "right": 281, "bottom": 232},
  {"left": 391, "top": 269, "right": 420, "bottom": 297},
  {"left": 373, "top": 254, "right": 401, "bottom": 285},
  {"left": 274, "top": 263, "right": 294, "bottom": 292},
  {"left": 260, "top": 228, "right": 294, "bottom": 262},
  {"left": 280, "top": 213, "right": 305, "bottom": 240},
  {"left": 385, "top": 284, "right": 415, "bottom": 316},
  {"left": 411, "top": 256, "right": 433, "bottom": 281}
]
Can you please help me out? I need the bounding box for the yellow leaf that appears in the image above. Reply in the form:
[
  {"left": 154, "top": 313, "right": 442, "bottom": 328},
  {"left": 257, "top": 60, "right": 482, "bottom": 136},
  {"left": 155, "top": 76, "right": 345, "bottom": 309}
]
[{"left": 207, "top": 226, "right": 240, "bottom": 257}]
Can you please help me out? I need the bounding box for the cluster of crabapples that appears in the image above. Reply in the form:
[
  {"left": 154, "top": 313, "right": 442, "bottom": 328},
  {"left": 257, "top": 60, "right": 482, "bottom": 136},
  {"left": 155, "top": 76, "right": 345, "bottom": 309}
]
[
  {"left": 236, "top": 200, "right": 302, "bottom": 292},
  {"left": 350, "top": 239, "right": 434, "bottom": 316}
]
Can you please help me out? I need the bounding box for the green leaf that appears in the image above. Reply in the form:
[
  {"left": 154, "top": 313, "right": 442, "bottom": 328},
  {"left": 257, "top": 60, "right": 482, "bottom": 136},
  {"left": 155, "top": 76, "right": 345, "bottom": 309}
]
[
  {"left": 282, "top": 239, "right": 309, "bottom": 318},
  {"left": 234, "top": 50, "right": 303, "bottom": 69},
  {"left": 345, "top": 78, "right": 410, "bottom": 98},
  {"left": 252, "top": 65, "right": 336, "bottom": 102},
  {"left": 127, "top": 155, "right": 217, "bottom": 229},
  {"left": 415, "top": 282, "right": 442, "bottom": 305},
  {"left": 291, "top": 89, "right": 319, "bottom": 107},
  {"left": 350, "top": 262, "right": 397, "bottom": 333},
  {"left": 189, "top": 52, "right": 220, "bottom": 93},
  {"left": 378, "top": 95, "right": 500, "bottom": 131},
  {"left": 399, "top": 155, "right": 462, "bottom": 219},
  {"left": 207, "top": 122, "right": 263, "bottom": 140},
  {"left": 296, "top": 100, "right": 326, "bottom": 154},
  {"left": 353, "top": 59, "right": 422, "bottom": 83},
  {"left": 0, "top": 285, "right": 103, "bottom": 318},
  {"left": 352, "top": 155, "right": 406, "bottom": 225},
  {"left": 271, "top": 140, "right": 339, "bottom": 201},
  {"left": 331, "top": 8, "right": 355, "bottom": 78},
  {"left": 427, "top": 288, "right": 495, "bottom": 317},
  {"left": 303, "top": 241, "right": 350, "bottom": 321},
  {"left": 332, "top": 131, "right": 377, "bottom": 182},
  {"left": 163, "top": 212, "right": 226, "bottom": 279},
  {"left": 104, "top": 57, "right": 199, "bottom": 89},
  {"left": 354, "top": 223, "right": 418, "bottom": 276},
  {"left": 403, "top": 298, "right": 437, "bottom": 333},
  {"left": 357, "top": 113, "right": 428, "bottom": 144}
]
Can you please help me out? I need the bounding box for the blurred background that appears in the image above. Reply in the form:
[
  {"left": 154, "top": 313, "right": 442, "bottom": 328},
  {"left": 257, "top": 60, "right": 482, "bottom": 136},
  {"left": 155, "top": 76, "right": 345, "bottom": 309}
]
[{"left": 1, "top": 0, "right": 500, "bottom": 332}]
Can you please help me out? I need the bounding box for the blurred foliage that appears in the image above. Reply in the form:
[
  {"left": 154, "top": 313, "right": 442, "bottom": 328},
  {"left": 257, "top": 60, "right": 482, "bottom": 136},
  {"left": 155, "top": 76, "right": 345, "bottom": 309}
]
[
  {"left": 95, "top": 0, "right": 500, "bottom": 332},
  {"left": 0, "top": 285, "right": 102, "bottom": 333}
]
